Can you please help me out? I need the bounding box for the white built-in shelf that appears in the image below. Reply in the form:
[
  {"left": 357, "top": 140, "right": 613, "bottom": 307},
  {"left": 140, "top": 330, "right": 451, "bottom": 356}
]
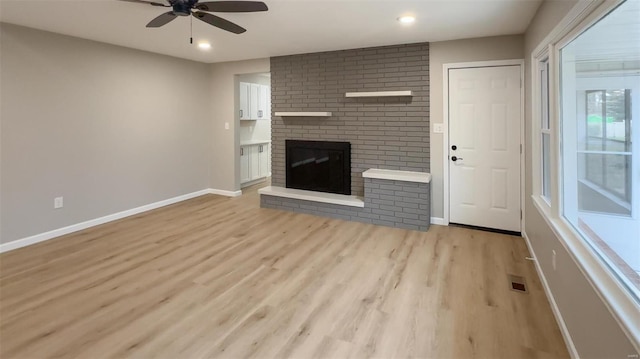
[
  {"left": 363, "top": 169, "right": 431, "bottom": 183},
  {"left": 240, "top": 140, "right": 271, "bottom": 146},
  {"left": 274, "top": 112, "right": 332, "bottom": 117},
  {"left": 345, "top": 91, "right": 413, "bottom": 98},
  {"left": 258, "top": 186, "right": 364, "bottom": 208}
]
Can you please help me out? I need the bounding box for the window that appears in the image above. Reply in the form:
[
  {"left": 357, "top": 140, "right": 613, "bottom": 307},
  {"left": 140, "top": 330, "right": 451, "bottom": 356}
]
[
  {"left": 583, "top": 89, "right": 632, "bottom": 210},
  {"left": 559, "top": 0, "right": 639, "bottom": 300},
  {"left": 540, "top": 59, "right": 551, "bottom": 202}
]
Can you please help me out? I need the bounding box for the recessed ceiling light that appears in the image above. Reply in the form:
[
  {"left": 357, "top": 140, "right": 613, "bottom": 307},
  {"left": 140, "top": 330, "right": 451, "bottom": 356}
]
[
  {"left": 398, "top": 16, "right": 416, "bottom": 24},
  {"left": 198, "top": 42, "right": 211, "bottom": 50}
]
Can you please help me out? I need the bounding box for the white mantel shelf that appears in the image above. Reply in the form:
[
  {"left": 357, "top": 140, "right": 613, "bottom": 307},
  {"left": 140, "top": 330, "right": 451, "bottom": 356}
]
[
  {"left": 345, "top": 91, "right": 413, "bottom": 98},
  {"left": 274, "top": 112, "right": 332, "bottom": 117},
  {"left": 362, "top": 169, "right": 431, "bottom": 183},
  {"left": 258, "top": 186, "right": 364, "bottom": 208}
]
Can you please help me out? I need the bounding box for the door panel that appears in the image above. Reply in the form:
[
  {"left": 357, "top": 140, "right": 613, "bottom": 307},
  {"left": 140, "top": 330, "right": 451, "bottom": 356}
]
[
  {"left": 239, "top": 82, "right": 250, "bottom": 120},
  {"left": 250, "top": 145, "right": 260, "bottom": 180},
  {"left": 258, "top": 85, "right": 269, "bottom": 120},
  {"left": 258, "top": 144, "right": 269, "bottom": 178},
  {"left": 490, "top": 168, "right": 509, "bottom": 209},
  {"left": 459, "top": 104, "right": 476, "bottom": 149},
  {"left": 240, "top": 146, "right": 250, "bottom": 183},
  {"left": 250, "top": 84, "right": 260, "bottom": 120},
  {"left": 491, "top": 104, "right": 509, "bottom": 151},
  {"left": 449, "top": 65, "right": 521, "bottom": 232}
]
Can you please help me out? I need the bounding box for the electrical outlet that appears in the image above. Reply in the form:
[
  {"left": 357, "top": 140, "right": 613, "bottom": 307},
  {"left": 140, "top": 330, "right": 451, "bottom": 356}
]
[
  {"left": 54, "top": 197, "right": 64, "bottom": 209},
  {"left": 225, "top": 122, "right": 230, "bottom": 130},
  {"left": 552, "top": 250, "right": 557, "bottom": 271},
  {"left": 433, "top": 123, "right": 444, "bottom": 134}
]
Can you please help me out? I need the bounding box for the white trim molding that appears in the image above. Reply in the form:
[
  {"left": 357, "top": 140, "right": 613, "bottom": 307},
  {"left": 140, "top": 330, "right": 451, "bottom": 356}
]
[
  {"left": 430, "top": 217, "right": 447, "bottom": 226},
  {"left": 0, "top": 188, "right": 240, "bottom": 253},
  {"left": 522, "top": 231, "right": 579, "bottom": 359},
  {"left": 209, "top": 188, "right": 242, "bottom": 197}
]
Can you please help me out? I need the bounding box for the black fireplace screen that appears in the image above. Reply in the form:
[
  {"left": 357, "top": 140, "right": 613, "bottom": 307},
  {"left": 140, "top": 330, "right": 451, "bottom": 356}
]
[{"left": 285, "top": 140, "right": 351, "bottom": 195}]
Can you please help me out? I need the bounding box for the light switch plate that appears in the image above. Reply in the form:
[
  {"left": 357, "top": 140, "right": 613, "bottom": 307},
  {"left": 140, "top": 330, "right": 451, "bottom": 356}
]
[
  {"left": 433, "top": 123, "right": 444, "bottom": 134},
  {"left": 54, "top": 196, "right": 63, "bottom": 209},
  {"left": 224, "top": 122, "right": 230, "bottom": 130}
]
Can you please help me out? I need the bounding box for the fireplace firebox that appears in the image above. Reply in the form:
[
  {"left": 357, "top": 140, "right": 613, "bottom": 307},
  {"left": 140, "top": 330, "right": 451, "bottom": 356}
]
[{"left": 286, "top": 140, "right": 351, "bottom": 195}]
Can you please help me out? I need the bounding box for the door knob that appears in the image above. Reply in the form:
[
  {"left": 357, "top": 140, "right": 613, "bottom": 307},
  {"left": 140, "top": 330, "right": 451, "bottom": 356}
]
[{"left": 452, "top": 156, "right": 463, "bottom": 162}]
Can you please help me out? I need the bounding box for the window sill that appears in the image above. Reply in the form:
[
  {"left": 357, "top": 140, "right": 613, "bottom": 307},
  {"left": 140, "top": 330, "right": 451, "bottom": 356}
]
[
  {"left": 531, "top": 196, "right": 640, "bottom": 351},
  {"left": 577, "top": 179, "right": 632, "bottom": 213}
]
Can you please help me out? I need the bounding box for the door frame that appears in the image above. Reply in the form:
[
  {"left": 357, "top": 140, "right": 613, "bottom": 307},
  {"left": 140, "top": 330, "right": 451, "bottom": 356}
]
[{"left": 442, "top": 59, "right": 525, "bottom": 231}]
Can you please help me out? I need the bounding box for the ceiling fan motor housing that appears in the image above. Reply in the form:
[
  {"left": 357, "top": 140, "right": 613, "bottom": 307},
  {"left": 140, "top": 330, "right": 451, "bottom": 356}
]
[{"left": 172, "top": 0, "right": 198, "bottom": 16}]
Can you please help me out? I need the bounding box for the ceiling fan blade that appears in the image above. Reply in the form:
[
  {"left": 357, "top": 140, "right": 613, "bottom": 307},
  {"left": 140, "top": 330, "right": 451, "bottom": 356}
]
[
  {"left": 118, "top": 0, "right": 170, "bottom": 7},
  {"left": 195, "top": 1, "right": 268, "bottom": 12},
  {"left": 193, "top": 12, "right": 246, "bottom": 34},
  {"left": 146, "top": 12, "right": 178, "bottom": 27}
]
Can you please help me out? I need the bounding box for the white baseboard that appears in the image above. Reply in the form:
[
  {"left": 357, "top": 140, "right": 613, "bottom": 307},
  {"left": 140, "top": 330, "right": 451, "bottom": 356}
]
[
  {"left": 430, "top": 217, "right": 447, "bottom": 226},
  {"left": 522, "top": 231, "right": 579, "bottom": 359},
  {"left": 241, "top": 177, "right": 267, "bottom": 189},
  {"left": 0, "top": 188, "right": 239, "bottom": 253},
  {"left": 208, "top": 188, "right": 242, "bottom": 197}
]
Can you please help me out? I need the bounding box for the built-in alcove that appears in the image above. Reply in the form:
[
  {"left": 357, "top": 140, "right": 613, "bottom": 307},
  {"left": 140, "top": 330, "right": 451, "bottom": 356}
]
[{"left": 236, "top": 72, "right": 272, "bottom": 189}]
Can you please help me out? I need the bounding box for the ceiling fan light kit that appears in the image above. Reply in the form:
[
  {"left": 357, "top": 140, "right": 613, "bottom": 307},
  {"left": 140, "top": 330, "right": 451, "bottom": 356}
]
[{"left": 120, "top": 0, "right": 268, "bottom": 35}]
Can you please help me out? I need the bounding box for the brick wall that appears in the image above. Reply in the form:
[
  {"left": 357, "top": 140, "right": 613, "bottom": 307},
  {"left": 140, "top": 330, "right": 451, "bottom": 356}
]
[{"left": 270, "top": 43, "right": 430, "bottom": 196}]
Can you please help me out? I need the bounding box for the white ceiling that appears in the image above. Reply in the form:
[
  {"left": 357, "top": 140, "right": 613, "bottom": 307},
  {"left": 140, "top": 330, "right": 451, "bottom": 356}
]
[{"left": 0, "top": 0, "right": 543, "bottom": 63}]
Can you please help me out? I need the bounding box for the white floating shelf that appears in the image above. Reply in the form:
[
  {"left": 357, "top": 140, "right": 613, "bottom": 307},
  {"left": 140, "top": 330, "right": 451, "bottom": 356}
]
[
  {"left": 345, "top": 91, "right": 413, "bottom": 98},
  {"left": 274, "top": 112, "right": 332, "bottom": 117},
  {"left": 363, "top": 169, "right": 431, "bottom": 184},
  {"left": 259, "top": 186, "right": 364, "bottom": 208}
]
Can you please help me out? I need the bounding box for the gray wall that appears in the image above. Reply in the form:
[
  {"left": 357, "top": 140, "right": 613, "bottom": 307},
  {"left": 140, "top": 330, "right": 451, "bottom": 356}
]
[
  {"left": 209, "top": 59, "right": 270, "bottom": 192},
  {"left": 523, "top": 1, "right": 639, "bottom": 357},
  {"left": 428, "top": 35, "right": 524, "bottom": 219},
  {"left": 0, "top": 24, "right": 212, "bottom": 244},
  {"left": 270, "top": 43, "right": 430, "bottom": 197}
]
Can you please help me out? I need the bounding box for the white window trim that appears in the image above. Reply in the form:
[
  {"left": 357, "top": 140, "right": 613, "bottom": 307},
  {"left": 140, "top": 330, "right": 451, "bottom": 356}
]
[
  {"left": 531, "top": 48, "right": 551, "bottom": 208},
  {"left": 530, "top": 0, "right": 640, "bottom": 352}
]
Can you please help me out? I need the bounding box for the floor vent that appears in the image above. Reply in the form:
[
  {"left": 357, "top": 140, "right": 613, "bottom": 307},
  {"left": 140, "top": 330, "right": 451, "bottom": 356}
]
[{"left": 508, "top": 274, "right": 527, "bottom": 293}]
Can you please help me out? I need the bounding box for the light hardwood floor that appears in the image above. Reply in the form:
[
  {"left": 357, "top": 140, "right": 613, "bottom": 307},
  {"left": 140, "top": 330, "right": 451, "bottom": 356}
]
[{"left": 0, "top": 183, "right": 569, "bottom": 358}]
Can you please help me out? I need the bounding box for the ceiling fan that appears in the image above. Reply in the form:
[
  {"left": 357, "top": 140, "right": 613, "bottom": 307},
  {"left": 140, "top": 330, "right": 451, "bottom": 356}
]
[{"left": 120, "top": 0, "right": 268, "bottom": 34}]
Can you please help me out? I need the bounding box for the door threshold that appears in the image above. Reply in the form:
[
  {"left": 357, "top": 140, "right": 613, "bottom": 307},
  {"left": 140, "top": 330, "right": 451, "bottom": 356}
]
[{"left": 449, "top": 223, "right": 521, "bottom": 237}]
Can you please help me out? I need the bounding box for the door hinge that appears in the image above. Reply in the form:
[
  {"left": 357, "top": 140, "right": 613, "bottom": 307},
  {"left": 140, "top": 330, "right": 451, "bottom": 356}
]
[
  {"left": 520, "top": 144, "right": 522, "bottom": 154},
  {"left": 520, "top": 210, "right": 523, "bottom": 219}
]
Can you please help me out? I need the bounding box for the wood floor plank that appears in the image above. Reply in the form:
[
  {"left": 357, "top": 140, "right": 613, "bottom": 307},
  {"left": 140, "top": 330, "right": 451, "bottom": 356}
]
[{"left": 0, "top": 183, "right": 569, "bottom": 359}]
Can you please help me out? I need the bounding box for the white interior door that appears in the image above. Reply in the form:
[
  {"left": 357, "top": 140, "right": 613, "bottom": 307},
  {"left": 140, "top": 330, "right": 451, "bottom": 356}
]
[{"left": 449, "top": 65, "right": 522, "bottom": 232}]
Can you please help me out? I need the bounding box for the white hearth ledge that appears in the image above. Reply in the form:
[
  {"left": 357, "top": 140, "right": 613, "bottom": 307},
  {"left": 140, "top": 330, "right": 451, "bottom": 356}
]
[
  {"left": 258, "top": 186, "right": 364, "bottom": 208},
  {"left": 362, "top": 169, "right": 431, "bottom": 183}
]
